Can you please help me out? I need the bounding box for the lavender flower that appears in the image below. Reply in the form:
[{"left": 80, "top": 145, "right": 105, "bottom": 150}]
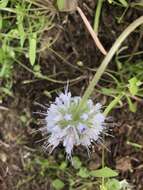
[{"left": 42, "top": 90, "right": 105, "bottom": 159}]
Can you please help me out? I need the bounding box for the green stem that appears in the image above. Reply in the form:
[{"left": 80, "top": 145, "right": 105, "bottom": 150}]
[
  {"left": 101, "top": 140, "right": 105, "bottom": 187},
  {"left": 101, "top": 93, "right": 123, "bottom": 187},
  {"left": 94, "top": 0, "right": 104, "bottom": 33},
  {"left": 75, "top": 16, "right": 143, "bottom": 115},
  {"left": 103, "top": 94, "right": 123, "bottom": 116}
]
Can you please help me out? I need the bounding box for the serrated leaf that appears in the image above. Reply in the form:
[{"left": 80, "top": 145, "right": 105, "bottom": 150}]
[
  {"left": 90, "top": 167, "right": 118, "bottom": 178},
  {"left": 29, "top": 32, "right": 37, "bottom": 66},
  {"left": 52, "top": 179, "right": 65, "bottom": 190},
  {"left": 77, "top": 167, "right": 90, "bottom": 178}
]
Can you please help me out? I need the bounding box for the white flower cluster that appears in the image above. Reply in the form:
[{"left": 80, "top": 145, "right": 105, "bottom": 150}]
[{"left": 43, "top": 90, "right": 105, "bottom": 159}]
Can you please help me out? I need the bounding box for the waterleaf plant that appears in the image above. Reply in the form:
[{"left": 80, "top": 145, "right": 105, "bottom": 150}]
[{"left": 40, "top": 15, "right": 143, "bottom": 160}]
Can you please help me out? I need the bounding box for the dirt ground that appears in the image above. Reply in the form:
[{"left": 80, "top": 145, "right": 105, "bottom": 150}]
[{"left": 0, "top": 1, "right": 143, "bottom": 190}]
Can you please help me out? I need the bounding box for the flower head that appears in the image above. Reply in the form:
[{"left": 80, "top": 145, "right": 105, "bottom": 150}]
[{"left": 42, "top": 90, "right": 105, "bottom": 159}]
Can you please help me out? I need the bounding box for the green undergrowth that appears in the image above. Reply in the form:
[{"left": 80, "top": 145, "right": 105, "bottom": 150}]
[
  {"left": 0, "top": 0, "right": 55, "bottom": 99},
  {"left": 1, "top": 0, "right": 143, "bottom": 112},
  {"left": 1, "top": 0, "right": 143, "bottom": 190},
  {"left": 20, "top": 153, "right": 126, "bottom": 190},
  {"left": 99, "top": 57, "right": 143, "bottom": 113}
]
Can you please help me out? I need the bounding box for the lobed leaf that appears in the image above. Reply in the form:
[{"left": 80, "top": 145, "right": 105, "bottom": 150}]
[
  {"left": 52, "top": 179, "right": 65, "bottom": 190},
  {"left": 90, "top": 167, "right": 118, "bottom": 178}
]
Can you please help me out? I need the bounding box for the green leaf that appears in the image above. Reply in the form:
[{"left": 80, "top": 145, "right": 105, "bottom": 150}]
[
  {"left": 0, "top": 14, "right": 2, "bottom": 30},
  {"left": 72, "top": 156, "right": 82, "bottom": 169},
  {"left": 90, "top": 167, "right": 118, "bottom": 178},
  {"left": 52, "top": 179, "right": 65, "bottom": 190},
  {"left": 118, "top": 0, "right": 128, "bottom": 7},
  {"left": 104, "top": 94, "right": 123, "bottom": 116},
  {"left": 128, "top": 77, "right": 141, "bottom": 96},
  {"left": 35, "top": 158, "right": 49, "bottom": 168},
  {"left": 108, "top": 0, "right": 113, "bottom": 3},
  {"left": 77, "top": 167, "right": 90, "bottom": 178},
  {"left": 57, "top": 0, "right": 65, "bottom": 10},
  {"left": 101, "top": 88, "right": 119, "bottom": 96},
  {"left": 0, "top": 0, "right": 9, "bottom": 8},
  {"left": 18, "top": 22, "right": 25, "bottom": 47},
  {"left": 16, "top": 5, "right": 25, "bottom": 47},
  {"left": 100, "top": 185, "right": 108, "bottom": 190},
  {"left": 126, "top": 96, "right": 137, "bottom": 113},
  {"left": 59, "top": 161, "right": 67, "bottom": 170},
  {"left": 107, "top": 0, "right": 128, "bottom": 6},
  {"left": 0, "top": 46, "right": 15, "bottom": 78},
  {"left": 17, "top": 16, "right": 25, "bottom": 47},
  {"left": 29, "top": 32, "right": 37, "bottom": 66},
  {"left": 0, "top": 87, "right": 13, "bottom": 97},
  {"left": 105, "top": 179, "right": 121, "bottom": 190},
  {"left": 33, "top": 64, "right": 41, "bottom": 72},
  {"left": 127, "top": 141, "right": 142, "bottom": 149}
]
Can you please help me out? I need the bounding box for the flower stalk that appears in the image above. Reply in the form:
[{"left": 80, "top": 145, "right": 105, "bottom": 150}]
[
  {"left": 75, "top": 16, "right": 143, "bottom": 116},
  {"left": 40, "top": 14, "right": 143, "bottom": 160}
]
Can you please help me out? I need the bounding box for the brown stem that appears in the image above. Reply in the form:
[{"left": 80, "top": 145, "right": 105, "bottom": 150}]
[{"left": 76, "top": 6, "right": 107, "bottom": 55}]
